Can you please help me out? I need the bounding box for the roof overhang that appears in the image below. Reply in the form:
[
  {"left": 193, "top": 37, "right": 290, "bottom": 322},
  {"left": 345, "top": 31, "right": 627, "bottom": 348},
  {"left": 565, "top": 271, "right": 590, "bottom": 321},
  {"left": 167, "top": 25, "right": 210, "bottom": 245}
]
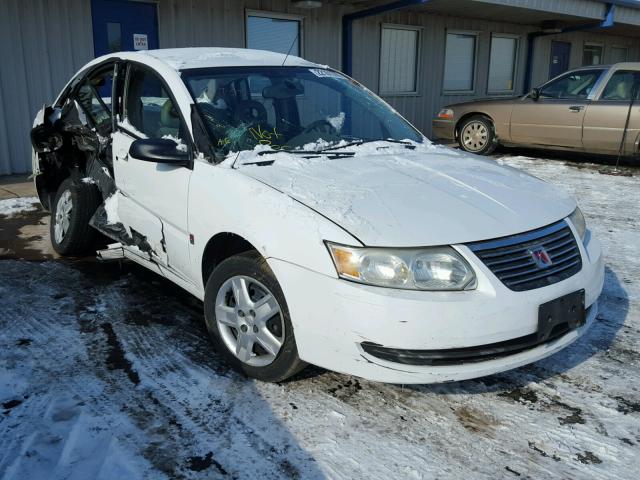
[{"left": 329, "top": 0, "right": 640, "bottom": 29}]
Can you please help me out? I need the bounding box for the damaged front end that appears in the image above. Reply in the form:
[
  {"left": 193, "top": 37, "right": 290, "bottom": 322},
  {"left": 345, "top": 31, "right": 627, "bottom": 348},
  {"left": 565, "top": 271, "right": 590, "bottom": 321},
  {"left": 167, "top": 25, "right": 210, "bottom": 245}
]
[{"left": 31, "top": 95, "right": 115, "bottom": 212}]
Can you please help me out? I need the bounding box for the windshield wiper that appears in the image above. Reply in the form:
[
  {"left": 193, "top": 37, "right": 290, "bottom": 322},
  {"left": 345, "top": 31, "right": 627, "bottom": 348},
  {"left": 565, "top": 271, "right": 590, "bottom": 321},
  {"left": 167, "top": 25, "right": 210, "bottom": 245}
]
[
  {"left": 241, "top": 150, "right": 356, "bottom": 167},
  {"left": 318, "top": 138, "right": 416, "bottom": 152},
  {"left": 256, "top": 149, "right": 355, "bottom": 157}
]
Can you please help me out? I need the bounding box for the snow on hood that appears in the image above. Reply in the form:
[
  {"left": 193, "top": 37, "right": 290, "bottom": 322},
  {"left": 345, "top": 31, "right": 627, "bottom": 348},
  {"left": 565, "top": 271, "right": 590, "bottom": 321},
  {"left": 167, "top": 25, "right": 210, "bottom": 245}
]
[{"left": 235, "top": 143, "right": 576, "bottom": 247}]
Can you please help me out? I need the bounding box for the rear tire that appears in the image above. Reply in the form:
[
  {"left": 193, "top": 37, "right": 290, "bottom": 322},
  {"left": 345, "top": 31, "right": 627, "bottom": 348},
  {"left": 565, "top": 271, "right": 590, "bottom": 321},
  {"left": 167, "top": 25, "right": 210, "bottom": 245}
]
[
  {"left": 204, "top": 250, "right": 306, "bottom": 382},
  {"left": 458, "top": 116, "right": 497, "bottom": 155},
  {"left": 50, "top": 177, "right": 101, "bottom": 255}
]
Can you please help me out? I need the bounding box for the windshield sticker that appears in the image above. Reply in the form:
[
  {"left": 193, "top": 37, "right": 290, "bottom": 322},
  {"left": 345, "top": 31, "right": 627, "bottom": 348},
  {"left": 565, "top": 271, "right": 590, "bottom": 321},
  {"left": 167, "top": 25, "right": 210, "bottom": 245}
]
[{"left": 309, "top": 69, "right": 343, "bottom": 79}]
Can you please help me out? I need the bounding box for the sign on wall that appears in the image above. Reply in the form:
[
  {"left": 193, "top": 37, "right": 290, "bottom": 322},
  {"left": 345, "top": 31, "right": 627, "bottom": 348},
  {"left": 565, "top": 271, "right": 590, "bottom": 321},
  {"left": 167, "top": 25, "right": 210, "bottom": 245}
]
[{"left": 133, "top": 34, "right": 148, "bottom": 50}]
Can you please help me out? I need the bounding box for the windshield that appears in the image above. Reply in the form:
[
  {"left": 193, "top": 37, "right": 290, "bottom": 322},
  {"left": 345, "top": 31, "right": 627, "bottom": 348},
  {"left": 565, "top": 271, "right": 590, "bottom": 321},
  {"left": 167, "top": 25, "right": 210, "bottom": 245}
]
[{"left": 181, "top": 66, "right": 423, "bottom": 155}]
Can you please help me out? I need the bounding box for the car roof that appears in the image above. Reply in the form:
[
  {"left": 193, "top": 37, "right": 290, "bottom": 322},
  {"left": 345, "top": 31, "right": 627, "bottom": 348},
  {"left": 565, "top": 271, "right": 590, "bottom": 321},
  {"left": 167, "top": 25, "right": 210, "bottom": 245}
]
[
  {"left": 609, "top": 62, "right": 640, "bottom": 71},
  {"left": 571, "top": 62, "right": 640, "bottom": 72},
  {"left": 97, "top": 47, "right": 323, "bottom": 71}
]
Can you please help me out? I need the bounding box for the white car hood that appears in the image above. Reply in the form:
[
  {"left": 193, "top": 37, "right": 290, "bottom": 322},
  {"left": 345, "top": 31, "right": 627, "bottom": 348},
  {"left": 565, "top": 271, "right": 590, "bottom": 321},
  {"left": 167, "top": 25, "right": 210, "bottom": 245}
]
[{"left": 237, "top": 145, "right": 576, "bottom": 247}]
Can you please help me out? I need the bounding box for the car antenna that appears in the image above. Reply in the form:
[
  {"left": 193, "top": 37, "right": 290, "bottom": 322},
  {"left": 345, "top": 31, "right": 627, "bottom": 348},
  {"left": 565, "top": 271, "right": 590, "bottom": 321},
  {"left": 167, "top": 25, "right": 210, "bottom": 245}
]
[{"left": 281, "top": 31, "right": 300, "bottom": 66}]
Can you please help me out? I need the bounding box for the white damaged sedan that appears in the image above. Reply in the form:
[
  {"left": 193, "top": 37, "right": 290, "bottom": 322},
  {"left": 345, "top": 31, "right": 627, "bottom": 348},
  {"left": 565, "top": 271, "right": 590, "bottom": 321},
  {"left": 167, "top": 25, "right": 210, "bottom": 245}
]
[{"left": 31, "top": 48, "right": 604, "bottom": 383}]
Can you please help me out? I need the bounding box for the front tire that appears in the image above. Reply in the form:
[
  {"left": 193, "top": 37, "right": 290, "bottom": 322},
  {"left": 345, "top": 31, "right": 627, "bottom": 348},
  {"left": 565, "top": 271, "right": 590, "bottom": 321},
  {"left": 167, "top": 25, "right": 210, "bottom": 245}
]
[
  {"left": 204, "top": 251, "right": 306, "bottom": 382},
  {"left": 458, "top": 116, "right": 497, "bottom": 155},
  {"left": 50, "top": 177, "right": 101, "bottom": 255}
]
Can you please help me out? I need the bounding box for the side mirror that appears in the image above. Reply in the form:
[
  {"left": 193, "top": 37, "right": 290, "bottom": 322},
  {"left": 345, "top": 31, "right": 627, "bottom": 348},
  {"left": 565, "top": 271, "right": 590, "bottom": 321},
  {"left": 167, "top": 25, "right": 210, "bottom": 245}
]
[
  {"left": 129, "top": 138, "right": 190, "bottom": 166},
  {"left": 529, "top": 88, "right": 540, "bottom": 100}
]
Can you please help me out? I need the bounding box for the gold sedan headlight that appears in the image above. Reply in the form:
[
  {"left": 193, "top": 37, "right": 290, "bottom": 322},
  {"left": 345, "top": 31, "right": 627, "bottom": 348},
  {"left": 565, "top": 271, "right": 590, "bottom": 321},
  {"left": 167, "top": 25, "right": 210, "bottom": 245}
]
[{"left": 437, "top": 108, "right": 454, "bottom": 120}]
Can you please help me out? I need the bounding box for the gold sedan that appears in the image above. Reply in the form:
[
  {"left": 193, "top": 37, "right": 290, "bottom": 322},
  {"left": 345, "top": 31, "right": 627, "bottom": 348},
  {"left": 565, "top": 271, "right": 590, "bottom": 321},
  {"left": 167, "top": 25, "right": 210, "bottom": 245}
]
[{"left": 432, "top": 63, "right": 640, "bottom": 156}]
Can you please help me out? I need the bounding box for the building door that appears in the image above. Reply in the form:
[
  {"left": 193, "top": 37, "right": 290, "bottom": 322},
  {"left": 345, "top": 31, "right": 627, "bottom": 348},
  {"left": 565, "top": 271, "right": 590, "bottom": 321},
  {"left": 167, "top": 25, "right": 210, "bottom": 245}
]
[
  {"left": 91, "top": 0, "right": 159, "bottom": 57},
  {"left": 549, "top": 41, "right": 571, "bottom": 79}
]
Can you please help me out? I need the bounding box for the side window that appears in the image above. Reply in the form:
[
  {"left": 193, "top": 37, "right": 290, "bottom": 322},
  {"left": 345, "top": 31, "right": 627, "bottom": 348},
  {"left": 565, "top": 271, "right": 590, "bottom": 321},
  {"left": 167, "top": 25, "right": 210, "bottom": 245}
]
[
  {"left": 539, "top": 70, "right": 603, "bottom": 99},
  {"left": 75, "top": 65, "right": 114, "bottom": 130},
  {"left": 600, "top": 71, "right": 639, "bottom": 101},
  {"left": 125, "top": 67, "right": 184, "bottom": 141}
]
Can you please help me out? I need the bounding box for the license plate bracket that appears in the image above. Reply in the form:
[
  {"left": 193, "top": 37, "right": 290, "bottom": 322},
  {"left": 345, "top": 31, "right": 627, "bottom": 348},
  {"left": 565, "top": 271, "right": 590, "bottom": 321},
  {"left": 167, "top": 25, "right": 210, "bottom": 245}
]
[{"left": 537, "top": 289, "right": 585, "bottom": 342}]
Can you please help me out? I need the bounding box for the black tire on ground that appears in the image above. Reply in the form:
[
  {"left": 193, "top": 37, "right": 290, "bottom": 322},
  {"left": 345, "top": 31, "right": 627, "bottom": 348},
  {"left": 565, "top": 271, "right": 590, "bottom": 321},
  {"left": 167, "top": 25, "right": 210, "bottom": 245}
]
[
  {"left": 458, "top": 115, "right": 497, "bottom": 155},
  {"left": 49, "top": 177, "right": 102, "bottom": 255},
  {"left": 204, "top": 250, "right": 307, "bottom": 382}
]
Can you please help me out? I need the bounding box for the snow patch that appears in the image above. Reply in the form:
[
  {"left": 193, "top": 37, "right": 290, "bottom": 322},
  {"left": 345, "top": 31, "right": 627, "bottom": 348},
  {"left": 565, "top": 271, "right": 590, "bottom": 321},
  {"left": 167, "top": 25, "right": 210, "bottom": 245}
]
[
  {"left": 161, "top": 134, "right": 188, "bottom": 153},
  {"left": 103, "top": 194, "right": 119, "bottom": 225},
  {"left": 143, "top": 47, "right": 318, "bottom": 71},
  {"left": 118, "top": 118, "right": 147, "bottom": 139},
  {"left": 0, "top": 197, "right": 39, "bottom": 217},
  {"left": 326, "top": 112, "right": 345, "bottom": 132}
]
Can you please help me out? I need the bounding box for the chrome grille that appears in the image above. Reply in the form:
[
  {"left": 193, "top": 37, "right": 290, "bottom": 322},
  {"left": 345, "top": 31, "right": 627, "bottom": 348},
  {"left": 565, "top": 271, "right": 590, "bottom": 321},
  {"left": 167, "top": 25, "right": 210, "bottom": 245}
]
[{"left": 467, "top": 221, "right": 582, "bottom": 292}]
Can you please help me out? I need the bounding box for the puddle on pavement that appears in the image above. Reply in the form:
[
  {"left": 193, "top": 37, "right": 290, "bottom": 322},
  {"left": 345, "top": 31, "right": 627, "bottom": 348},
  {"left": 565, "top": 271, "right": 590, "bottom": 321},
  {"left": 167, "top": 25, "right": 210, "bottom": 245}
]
[{"left": 0, "top": 209, "right": 56, "bottom": 260}]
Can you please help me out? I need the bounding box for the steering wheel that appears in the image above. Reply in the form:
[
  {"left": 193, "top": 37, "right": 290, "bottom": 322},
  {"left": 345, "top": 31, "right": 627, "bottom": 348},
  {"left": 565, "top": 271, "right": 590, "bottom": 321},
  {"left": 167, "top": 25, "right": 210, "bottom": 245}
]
[
  {"left": 301, "top": 119, "right": 337, "bottom": 136},
  {"left": 234, "top": 100, "right": 268, "bottom": 126}
]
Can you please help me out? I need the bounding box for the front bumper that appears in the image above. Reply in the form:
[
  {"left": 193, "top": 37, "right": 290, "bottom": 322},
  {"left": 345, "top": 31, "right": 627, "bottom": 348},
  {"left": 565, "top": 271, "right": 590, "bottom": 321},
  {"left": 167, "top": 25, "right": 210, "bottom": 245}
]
[
  {"left": 268, "top": 227, "right": 604, "bottom": 384},
  {"left": 432, "top": 119, "right": 456, "bottom": 141}
]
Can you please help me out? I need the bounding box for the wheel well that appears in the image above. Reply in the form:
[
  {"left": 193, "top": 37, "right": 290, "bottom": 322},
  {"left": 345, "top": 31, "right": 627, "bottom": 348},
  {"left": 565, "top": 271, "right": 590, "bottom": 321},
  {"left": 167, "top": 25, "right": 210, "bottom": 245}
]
[
  {"left": 201, "top": 233, "right": 257, "bottom": 285},
  {"left": 455, "top": 113, "right": 495, "bottom": 140},
  {"left": 34, "top": 146, "right": 88, "bottom": 211}
]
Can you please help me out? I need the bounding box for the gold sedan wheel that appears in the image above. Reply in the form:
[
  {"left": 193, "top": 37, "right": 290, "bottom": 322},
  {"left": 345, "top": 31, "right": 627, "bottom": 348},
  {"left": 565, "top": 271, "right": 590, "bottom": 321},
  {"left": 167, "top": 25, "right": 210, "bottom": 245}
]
[
  {"left": 458, "top": 116, "right": 497, "bottom": 155},
  {"left": 462, "top": 121, "right": 488, "bottom": 152}
]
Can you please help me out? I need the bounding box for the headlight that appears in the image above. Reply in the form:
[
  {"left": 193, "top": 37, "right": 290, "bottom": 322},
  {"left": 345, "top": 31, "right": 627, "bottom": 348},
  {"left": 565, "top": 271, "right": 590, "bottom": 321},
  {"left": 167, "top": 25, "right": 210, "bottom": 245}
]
[
  {"left": 437, "top": 108, "right": 454, "bottom": 120},
  {"left": 326, "top": 242, "right": 476, "bottom": 291},
  {"left": 568, "top": 207, "right": 586, "bottom": 241}
]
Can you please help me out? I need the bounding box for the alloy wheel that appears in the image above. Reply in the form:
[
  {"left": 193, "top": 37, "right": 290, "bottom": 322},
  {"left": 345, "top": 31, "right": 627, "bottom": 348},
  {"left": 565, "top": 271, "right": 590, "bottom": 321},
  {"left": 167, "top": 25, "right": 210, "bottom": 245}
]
[
  {"left": 215, "top": 275, "right": 285, "bottom": 367},
  {"left": 54, "top": 189, "right": 73, "bottom": 244}
]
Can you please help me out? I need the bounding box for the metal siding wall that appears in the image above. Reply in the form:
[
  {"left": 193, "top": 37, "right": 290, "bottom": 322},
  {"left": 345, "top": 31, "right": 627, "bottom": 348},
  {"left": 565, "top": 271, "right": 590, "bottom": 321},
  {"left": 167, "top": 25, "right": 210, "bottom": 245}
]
[
  {"left": 0, "top": 0, "right": 94, "bottom": 175},
  {"left": 352, "top": 12, "right": 536, "bottom": 137},
  {"left": 352, "top": 10, "right": 640, "bottom": 138},
  {"left": 157, "top": 0, "right": 346, "bottom": 69}
]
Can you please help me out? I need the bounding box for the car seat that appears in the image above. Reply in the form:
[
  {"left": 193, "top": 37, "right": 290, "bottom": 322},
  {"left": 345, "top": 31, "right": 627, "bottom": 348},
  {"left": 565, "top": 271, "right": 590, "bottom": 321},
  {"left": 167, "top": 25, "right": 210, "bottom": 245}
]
[{"left": 156, "top": 99, "right": 180, "bottom": 138}]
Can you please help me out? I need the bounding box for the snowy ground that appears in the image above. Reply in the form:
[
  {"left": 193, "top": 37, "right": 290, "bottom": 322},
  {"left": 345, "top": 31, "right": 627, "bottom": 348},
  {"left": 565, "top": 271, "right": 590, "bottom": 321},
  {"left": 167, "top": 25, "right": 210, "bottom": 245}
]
[
  {"left": 0, "top": 153, "right": 638, "bottom": 479},
  {"left": 0, "top": 197, "right": 39, "bottom": 217}
]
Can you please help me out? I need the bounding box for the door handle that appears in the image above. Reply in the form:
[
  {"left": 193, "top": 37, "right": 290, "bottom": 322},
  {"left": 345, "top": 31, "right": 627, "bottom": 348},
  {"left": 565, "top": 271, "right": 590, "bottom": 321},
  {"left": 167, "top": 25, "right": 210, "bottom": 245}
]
[{"left": 568, "top": 106, "right": 584, "bottom": 112}]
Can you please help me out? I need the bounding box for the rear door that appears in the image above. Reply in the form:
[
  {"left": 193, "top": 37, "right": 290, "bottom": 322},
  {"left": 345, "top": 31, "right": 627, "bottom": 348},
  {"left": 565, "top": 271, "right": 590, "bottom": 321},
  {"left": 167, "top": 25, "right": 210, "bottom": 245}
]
[
  {"left": 510, "top": 69, "right": 604, "bottom": 148},
  {"left": 112, "top": 64, "right": 194, "bottom": 280},
  {"left": 582, "top": 69, "right": 640, "bottom": 155}
]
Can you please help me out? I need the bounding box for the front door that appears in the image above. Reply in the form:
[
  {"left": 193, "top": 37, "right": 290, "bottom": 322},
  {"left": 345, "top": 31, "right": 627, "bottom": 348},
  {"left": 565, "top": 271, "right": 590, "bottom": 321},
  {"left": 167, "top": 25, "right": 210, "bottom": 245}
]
[
  {"left": 112, "top": 64, "right": 194, "bottom": 282},
  {"left": 510, "top": 69, "right": 604, "bottom": 148},
  {"left": 549, "top": 41, "right": 571, "bottom": 79},
  {"left": 91, "top": 0, "right": 159, "bottom": 57}
]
